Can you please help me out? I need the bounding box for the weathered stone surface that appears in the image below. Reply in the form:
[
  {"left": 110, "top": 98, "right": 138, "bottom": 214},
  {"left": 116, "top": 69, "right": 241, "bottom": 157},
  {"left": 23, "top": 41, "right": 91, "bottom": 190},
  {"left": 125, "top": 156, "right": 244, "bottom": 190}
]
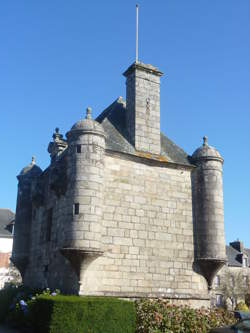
[{"left": 12, "top": 63, "right": 226, "bottom": 308}]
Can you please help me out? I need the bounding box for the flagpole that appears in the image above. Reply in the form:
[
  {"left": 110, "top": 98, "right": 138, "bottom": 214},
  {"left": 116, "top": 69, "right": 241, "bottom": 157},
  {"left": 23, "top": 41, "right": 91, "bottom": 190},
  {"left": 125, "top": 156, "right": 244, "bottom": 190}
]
[{"left": 136, "top": 4, "right": 138, "bottom": 63}]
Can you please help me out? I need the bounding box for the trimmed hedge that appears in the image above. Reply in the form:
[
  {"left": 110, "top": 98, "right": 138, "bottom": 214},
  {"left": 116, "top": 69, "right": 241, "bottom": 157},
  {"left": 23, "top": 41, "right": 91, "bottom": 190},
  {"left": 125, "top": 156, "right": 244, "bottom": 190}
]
[{"left": 31, "top": 295, "right": 136, "bottom": 333}]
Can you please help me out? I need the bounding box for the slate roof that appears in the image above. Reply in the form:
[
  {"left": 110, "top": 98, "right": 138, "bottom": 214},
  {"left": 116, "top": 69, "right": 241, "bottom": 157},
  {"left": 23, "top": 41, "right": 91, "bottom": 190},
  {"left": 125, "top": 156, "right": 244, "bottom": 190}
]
[
  {"left": 0, "top": 209, "right": 14, "bottom": 238},
  {"left": 96, "top": 97, "right": 192, "bottom": 166},
  {"left": 226, "top": 245, "right": 250, "bottom": 267}
]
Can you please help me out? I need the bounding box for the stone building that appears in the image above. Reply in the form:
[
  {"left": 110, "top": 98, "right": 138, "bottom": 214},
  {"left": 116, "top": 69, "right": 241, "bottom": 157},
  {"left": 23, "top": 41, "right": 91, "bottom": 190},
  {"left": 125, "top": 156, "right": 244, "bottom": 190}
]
[
  {"left": 212, "top": 240, "right": 250, "bottom": 307},
  {"left": 0, "top": 209, "right": 15, "bottom": 289},
  {"left": 12, "top": 61, "right": 227, "bottom": 307}
]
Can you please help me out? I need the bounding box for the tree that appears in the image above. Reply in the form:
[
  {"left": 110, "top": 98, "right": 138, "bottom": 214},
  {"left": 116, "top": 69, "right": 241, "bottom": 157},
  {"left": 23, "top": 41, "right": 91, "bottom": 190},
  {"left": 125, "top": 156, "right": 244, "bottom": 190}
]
[{"left": 220, "top": 270, "right": 249, "bottom": 309}]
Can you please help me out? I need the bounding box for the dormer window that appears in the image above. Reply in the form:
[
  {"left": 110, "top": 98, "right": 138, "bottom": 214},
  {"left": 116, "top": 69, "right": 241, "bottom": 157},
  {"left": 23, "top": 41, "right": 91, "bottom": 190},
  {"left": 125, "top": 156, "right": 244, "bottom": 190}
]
[{"left": 243, "top": 257, "right": 248, "bottom": 267}]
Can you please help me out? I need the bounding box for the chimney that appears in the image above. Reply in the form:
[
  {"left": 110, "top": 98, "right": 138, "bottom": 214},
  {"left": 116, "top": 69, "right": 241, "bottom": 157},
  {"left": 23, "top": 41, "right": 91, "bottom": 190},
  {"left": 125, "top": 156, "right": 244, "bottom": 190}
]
[
  {"left": 123, "top": 62, "right": 163, "bottom": 155},
  {"left": 230, "top": 240, "right": 244, "bottom": 253}
]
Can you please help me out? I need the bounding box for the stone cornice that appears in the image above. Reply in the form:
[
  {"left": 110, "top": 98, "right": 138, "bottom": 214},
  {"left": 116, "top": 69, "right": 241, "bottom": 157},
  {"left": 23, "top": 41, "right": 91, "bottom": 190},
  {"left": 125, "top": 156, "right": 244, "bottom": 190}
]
[{"left": 105, "top": 149, "right": 195, "bottom": 170}]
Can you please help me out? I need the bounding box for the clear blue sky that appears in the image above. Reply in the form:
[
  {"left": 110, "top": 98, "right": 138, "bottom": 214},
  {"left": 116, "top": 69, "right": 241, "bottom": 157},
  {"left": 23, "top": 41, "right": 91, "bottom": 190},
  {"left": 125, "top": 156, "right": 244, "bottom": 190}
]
[{"left": 0, "top": 1, "right": 249, "bottom": 246}]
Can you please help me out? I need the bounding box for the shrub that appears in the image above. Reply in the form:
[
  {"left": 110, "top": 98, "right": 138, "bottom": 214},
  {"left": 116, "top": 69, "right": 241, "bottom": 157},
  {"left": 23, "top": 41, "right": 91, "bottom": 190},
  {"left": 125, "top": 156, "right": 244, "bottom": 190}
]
[
  {"left": 31, "top": 295, "right": 136, "bottom": 333},
  {"left": 235, "top": 302, "right": 249, "bottom": 312},
  {"left": 0, "top": 285, "right": 19, "bottom": 323},
  {"left": 135, "top": 299, "right": 236, "bottom": 333}
]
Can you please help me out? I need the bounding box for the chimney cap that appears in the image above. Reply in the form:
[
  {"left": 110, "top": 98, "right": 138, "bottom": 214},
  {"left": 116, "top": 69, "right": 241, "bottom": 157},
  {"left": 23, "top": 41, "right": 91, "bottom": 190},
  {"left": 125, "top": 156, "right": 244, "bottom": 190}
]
[{"left": 123, "top": 61, "right": 163, "bottom": 77}]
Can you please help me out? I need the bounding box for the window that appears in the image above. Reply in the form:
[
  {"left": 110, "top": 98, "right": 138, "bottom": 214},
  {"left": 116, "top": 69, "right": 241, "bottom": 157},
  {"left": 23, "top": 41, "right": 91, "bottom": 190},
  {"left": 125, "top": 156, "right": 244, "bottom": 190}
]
[
  {"left": 216, "top": 294, "right": 223, "bottom": 306},
  {"left": 243, "top": 257, "right": 248, "bottom": 267},
  {"left": 74, "top": 203, "right": 79, "bottom": 215},
  {"left": 214, "top": 275, "right": 220, "bottom": 287},
  {"left": 46, "top": 208, "right": 53, "bottom": 242},
  {"left": 243, "top": 276, "right": 248, "bottom": 287},
  {"left": 76, "top": 145, "right": 81, "bottom": 153},
  {"left": 230, "top": 276, "right": 234, "bottom": 287}
]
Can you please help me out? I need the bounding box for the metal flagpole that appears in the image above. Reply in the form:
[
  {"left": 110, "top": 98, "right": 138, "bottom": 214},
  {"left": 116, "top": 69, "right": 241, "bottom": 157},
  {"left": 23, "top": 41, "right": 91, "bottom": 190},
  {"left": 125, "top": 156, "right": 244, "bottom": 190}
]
[{"left": 136, "top": 4, "right": 138, "bottom": 63}]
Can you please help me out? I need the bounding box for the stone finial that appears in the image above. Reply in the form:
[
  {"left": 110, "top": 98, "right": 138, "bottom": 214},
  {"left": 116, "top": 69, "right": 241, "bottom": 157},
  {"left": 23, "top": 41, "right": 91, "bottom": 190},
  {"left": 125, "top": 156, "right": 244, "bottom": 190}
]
[
  {"left": 203, "top": 136, "right": 208, "bottom": 146},
  {"left": 53, "top": 128, "right": 63, "bottom": 141},
  {"left": 85, "top": 107, "right": 92, "bottom": 120},
  {"left": 31, "top": 156, "right": 35, "bottom": 164}
]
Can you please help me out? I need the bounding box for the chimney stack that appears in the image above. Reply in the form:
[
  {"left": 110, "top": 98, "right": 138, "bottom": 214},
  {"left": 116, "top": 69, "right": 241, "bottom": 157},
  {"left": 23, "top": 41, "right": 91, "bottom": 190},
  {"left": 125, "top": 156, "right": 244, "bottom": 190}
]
[{"left": 123, "top": 62, "right": 163, "bottom": 155}]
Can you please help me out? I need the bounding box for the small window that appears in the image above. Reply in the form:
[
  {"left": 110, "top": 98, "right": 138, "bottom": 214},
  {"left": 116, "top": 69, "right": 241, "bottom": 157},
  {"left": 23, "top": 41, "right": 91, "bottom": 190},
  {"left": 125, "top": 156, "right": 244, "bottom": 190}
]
[
  {"left": 243, "top": 257, "right": 248, "bottom": 267},
  {"left": 46, "top": 208, "right": 53, "bottom": 242},
  {"left": 214, "top": 275, "right": 220, "bottom": 287},
  {"left": 44, "top": 265, "right": 49, "bottom": 273},
  {"left": 76, "top": 145, "right": 81, "bottom": 153},
  {"left": 243, "top": 276, "right": 248, "bottom": 287},
  {"left": 74, "top": 203, "right": 79, "bottom": 215},
  {"left": 216, "top": 294, "right": 223, "bottom": 306}
]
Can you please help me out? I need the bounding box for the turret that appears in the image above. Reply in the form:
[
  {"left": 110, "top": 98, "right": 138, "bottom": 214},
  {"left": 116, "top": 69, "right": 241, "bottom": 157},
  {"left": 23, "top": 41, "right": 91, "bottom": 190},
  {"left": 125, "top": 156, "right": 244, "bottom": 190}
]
[
  {"left": 12, "top": 157, "right": 42, "bottom": 278},
  {"left": 48, "top": 128, "right": 67, "bottom": 163},
  {"left": 191, "top": 136, "right": 226, "bottom": 289},
  {"left": 61, "top": 107, "right": 105, "bottom": 292}
]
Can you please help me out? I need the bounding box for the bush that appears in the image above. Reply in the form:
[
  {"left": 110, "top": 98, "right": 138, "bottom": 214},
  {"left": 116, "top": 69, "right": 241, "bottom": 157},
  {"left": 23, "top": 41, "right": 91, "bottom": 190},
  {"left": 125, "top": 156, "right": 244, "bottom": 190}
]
[
  {"left": 31, "top": 295, "right": 136, "bottom": 333},
  {"left": 135, "top": 299, "right": 236, "bottom": 333},
  {"left": 0, "top": 285, "right": 19, "bottom": 323},
  {"left": 235, "top": 302, "right": 249, "bottom": 312}
]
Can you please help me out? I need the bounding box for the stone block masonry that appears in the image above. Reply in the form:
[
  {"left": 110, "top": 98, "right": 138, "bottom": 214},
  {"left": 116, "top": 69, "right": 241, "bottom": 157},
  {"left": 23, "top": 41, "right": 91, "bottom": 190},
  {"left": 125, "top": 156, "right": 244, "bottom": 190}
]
[
  {"left": 79, "top": 153, "right": 209, "bottom": 305},
  {"left": 13, "top": 59, "right": 226, "bottom": 309}
]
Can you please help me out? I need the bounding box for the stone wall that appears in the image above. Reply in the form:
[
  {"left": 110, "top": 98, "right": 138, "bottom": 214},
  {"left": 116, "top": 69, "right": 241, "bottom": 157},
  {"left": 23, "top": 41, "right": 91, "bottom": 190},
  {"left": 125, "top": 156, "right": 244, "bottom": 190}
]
[
  {"left": 79, "top": 152, "right": 209, "bottom": 305},
  {"left": 22, "top": 150, "right": 210, "bottom": 306},
  {"left": 24, "top": 164, "right": 79, "bottom": 294}
]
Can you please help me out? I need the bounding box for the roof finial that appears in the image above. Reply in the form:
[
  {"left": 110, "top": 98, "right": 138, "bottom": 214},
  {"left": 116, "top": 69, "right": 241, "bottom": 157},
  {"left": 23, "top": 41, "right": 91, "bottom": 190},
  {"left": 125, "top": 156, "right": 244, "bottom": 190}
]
[
  {"left": 203, "top": 136, "right": 208, "bottom": 146},
  {"left": 55, "top": 127, "right": 59, "bottom": 134},
  {"left": 136, "top": 4, "right": 139, "bottom": 63},
  {"left": 86, "top": 107, "right": 92, "bottom": 119},
  {"left": 31, "top": 156, "right": 35, "bottom": 164}
]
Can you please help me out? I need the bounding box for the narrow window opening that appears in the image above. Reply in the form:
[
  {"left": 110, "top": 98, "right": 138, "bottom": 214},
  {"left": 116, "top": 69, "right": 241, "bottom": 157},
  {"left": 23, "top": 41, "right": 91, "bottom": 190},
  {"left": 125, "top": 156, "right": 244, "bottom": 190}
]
[
  {"left": 46, "top": 208, "right": 53, "bottom": 242},
  {"left": 44, "top": 265, "right": 49, "bottom": 273},
  {"left": 74, "top": 203, "right": 80, "bottom": 215},
  {"left": 76, "top": 145, "right": 81, "bottom": 153},
  {"left": 230, "top": 276, "right": 234, "bottom": 287},
  {"left": 243, "top": 276, "right": 248, "bottom": 287},
  {"left": 214, "top": 275, "right": 220, "bottom": 287},
  {"left": 216, "top": 294, "right": 223, "bottom": 306}
]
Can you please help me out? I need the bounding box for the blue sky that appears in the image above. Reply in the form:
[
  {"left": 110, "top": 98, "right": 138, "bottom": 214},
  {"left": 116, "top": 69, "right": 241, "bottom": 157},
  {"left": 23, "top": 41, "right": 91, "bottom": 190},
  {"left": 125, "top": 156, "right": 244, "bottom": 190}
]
[{"left": 0, "top": 1, "right": 249, "bottom": 246}]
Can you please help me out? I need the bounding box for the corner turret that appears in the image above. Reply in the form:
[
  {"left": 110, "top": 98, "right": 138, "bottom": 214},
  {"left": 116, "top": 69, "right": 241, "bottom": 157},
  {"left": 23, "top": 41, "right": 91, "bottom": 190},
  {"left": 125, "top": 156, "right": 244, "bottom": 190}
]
[
  {"left": 48, "top": 128, "right": 67, "bottom": 163},
  {"left": 61, "top": 107, "right": 106, "bottom": 294},
  {"left": 12, "top": 157, "right": 42, "bottom": 278},
  {"left": 191, "top": 137, "right": 226, "bottom": 289}
]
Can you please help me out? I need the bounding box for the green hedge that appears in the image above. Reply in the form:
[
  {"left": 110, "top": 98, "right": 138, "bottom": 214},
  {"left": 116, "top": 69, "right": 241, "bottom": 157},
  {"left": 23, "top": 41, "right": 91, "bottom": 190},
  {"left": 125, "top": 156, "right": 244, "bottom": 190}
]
[
  {"left": 31, "top": 295, "right": 136, "bottom": 333},
  {"left": 0, "top": 286, "right": 18, "bottom": 323}
]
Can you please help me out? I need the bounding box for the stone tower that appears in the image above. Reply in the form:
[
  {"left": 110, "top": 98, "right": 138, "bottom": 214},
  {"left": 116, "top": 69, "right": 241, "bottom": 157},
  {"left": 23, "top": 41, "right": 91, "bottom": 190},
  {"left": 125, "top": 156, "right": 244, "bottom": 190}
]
[
  {"left": 12, "top": 157, "right": 42, "bottom": 278},
  {"left": 62, "top": 107, "right": 106, "bottom": 293},
  {"left": 123, "top": 62, "right": 163, "bottom": 154},
  {"left": 191, "top": 136, "right": 226, "bottom": 288}
]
